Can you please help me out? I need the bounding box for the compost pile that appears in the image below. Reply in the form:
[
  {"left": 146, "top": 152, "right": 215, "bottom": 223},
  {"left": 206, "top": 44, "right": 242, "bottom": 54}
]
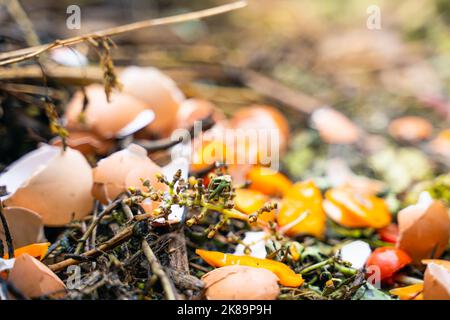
[{"left": 0, "top": 0, "right": 450, "bottom": 300}]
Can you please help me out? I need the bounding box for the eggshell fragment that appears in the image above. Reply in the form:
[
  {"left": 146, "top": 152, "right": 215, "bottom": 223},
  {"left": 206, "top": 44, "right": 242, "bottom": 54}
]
[
  {"left": 8, "top": 253, "right": 66, "bottom": 299},
  {"left": 339, "top": 240, "right": 372, "bottom": 269},
  {"left": 50, "top": 130, "right": 114, "bottom": 156},
  {"left": 388, "top": 116, "right": 433, "bottom": 143},
  {"left": 176, "top": 99, "right": 224, "bottom": 129},
  {"left": 429, "top": 129, "right": 450, "bottom": 160},
  {"left": 202, "top": 265, "right": 279, "bottom": 300},
  {"left": 0, "top": 207, "right": 44, "bottom": 248},
  {"left": 65, "top": 84, "right": 154, "bottom": 139},
  {"left": 234, "top": 231, "right": 268, "bottom": 259},
  {"left": 397, "top": 194, "right": 450, "bottom": 264},
  {"left": 423, "top": 262, "right": 450, "bottom": 300},
  {"left": 93, "top": 144, "right": 166, "bottom": 204},
  {"left": 311, "top": 107, "right": 360, "bottom": 144},
  {"left": 230, "top": 105, "right": 290, "bottom": 153},
  {"left": 0, "top": 145, "right": 94, "bottom": 226},
  {"left": 120, "top": 66, "right": 185, "bottom": 137}
]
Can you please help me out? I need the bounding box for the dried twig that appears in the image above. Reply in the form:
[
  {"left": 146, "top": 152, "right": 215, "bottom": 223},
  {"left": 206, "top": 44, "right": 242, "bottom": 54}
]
[
  {"left": 0, "top": 1, "right": 247, "bottom": 66},
  {"left": 74, "top": 199, "right": 122, "bottom": 254},
  {"left": 49, "top": 223, "right": 134, "bottom": 272},
  {"left": 0, "top": 200, "right": 14, "bottom": 258},
  {"left": 2, "top": 0, "right": 40, "bottom": 46},
  {"left": 141, "top": 239, "right": 177, "bottom": 300}
]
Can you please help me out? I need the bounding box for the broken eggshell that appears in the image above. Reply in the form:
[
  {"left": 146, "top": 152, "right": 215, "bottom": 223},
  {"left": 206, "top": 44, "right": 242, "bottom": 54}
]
[
  {"left": 234, "top": 231, "right": 268, "bottom": 259},
  {"left": 339, "top": 240, "right": 372, "bottom": 270},
  {"left": 93, "top": 143, "right": 166, "bottom": 204},
  {"left": 8, "top": 253, "right": 66, "bottom": 299},
  {"left": 176, "top": 98, "right": 224, "bottom": 129},
  {"left": 388, "top": 116, "right": 433, "bottom": 143},
  {"left": 0, "top": 207, "right": 45, "bottom": 248},
  {"left": 429, "top": 129, "right": 450, "bottom": 160},
  {"left": 423, "top": 260, "right": 450, "bottom": 300},
  {"left": 397, "top": 192, "right": 450, "bottom": 264},
  {"left": 50, "top": 130, "right": 114, "bottom": 157},
  {"left": 311, "top": 107, "right": 360, "bottom": 144},
  {"left": 0, "top": 144, "right": 94, "bottom": 226},
  {"left": 230, "top": 105, "right": 290, "bottom": 153},
  {"left": 120, "top": 66, "right": 185, "bottom": 137},
  {"left": 65, "top": 84, "right": 155, "bottom": 140},
  {"left": 201, "top": 265, "right": 279, "bottom": 300}
]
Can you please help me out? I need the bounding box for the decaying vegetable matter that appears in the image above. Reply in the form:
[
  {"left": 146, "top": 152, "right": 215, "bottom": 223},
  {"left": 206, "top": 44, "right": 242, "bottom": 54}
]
[{"left": 0, "top": 0, "right": 449, "bottom": 301}]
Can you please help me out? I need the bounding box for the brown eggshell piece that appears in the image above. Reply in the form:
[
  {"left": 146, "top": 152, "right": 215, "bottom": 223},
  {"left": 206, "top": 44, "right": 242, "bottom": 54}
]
[
  {"left": 388, "top": 116, "right": 433, "bottom": 143},
  {"left": 311, "top": 107, "right": 360, "bottom": 144},
  {"left": 0, "top": 145, "right": 94, "bottom": 226},
  {"left": 120, "top": 66, "right": 185, "bottom": 137},
  {"left": 230, "top": 105, "right": 290, "bottom": 153},
  {"left": 423, "top": 262, "right": 450, "bottom": 300},
  {"left": 65, "top": 84, "right": 153, "bottom": 139},
  {"left": 176, "top": 98, "right": 224, "bottom": 129},
  {"left": 8, "top": 253, "right": 66, "bottom": 299},
  {"left": 397, "top": 200, "right": 450, "bottom": 264},
  {"left": 0, "top": 207, "right": 44, "bottom": 248},
  {"left": 93, "top": 144, "right": 165, "bottom": 204},
  {"left": 202, "top": 265, "right": 280, "bottom": 300},
  {"left": 50, "top": 130, "right": 114, "bottom": 156},
  {"left": 429, "top": 129, "right": 450, "bottom": 159}
]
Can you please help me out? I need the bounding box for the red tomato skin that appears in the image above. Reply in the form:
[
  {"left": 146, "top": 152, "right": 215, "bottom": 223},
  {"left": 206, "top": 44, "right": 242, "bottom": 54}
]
[
  {"left": 366, "top": 247, "right": 412, "bottom": 281},
  {"left": 378, "top": 224, "right": 399, "bottom": 243}
]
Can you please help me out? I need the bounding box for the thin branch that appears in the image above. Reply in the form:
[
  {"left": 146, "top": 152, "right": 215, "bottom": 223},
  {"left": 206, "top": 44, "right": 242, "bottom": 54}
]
[
  {"left": 141, "top": 238, "right": 177, "bottom": 300},
  {"left": 74, "top": 199, "right": 122, "bottom": 254},
  {"left": 49, "top": 223, "right": 134, "bottom": 272},
  {"left": 0, "top": 1, "right": 247, "bottom": 66},
  {"left": 0, "top": 200, "right": 14, "bottom": 259},
  {"left": 2, "top": 0, "right": 40, "bottom": 46}
]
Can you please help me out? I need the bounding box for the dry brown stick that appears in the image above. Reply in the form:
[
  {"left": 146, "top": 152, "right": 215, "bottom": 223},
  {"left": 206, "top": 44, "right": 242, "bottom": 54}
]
[
  {"left": 0, "top": 1, "right": 247, "bottom": 66},
  {"left": 49, "top": 223, "right": 134, "bottom": 272},
  {"left": 0, "top": 63, "right": 322, "bottom": 115},
  {"left": 167, "top": 268, "right": 205, "bottom": 292},
  {"left": 0, "top": 200, "right": 14, "bottom": 258},
  {"left": 168, "top": 230, "right": 190, "bottom": 274},
  {"left": 2, "top": 0, "right": 40, "bottom": 46},
  {"left": 74, "top": 198, "right": 122, "bottom": 254},
  {"left": 141, "top": 239, "right": 177, "bottom": 300}
]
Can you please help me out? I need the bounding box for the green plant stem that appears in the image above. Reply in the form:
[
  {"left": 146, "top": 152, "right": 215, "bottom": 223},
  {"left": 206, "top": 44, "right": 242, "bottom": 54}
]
[{"left": 300, "top": 258, "right": 333, "bottom": 275}]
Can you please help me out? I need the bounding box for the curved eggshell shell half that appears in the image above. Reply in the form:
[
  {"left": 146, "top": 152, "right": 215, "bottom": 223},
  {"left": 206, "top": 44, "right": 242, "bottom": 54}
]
[
  {"left": 397, "top": 200, "right": 450, "bottom": 264},
  {"left": 202, "top": 265, "right": 279, "bottom": 300},
  {"left": 311, "top": 107, "right": 360, "bottom": 144},
  {"left": 120, "top": 66, "right": 185, "bottom": 137},
  {"left": 8, "top": 253, "right": 66, "bottom": 299},
  {"left": 176, "top": 98, "right": 224, "bottom": 129},
  {"left": 388, "top": 116, "right": 433, "bottom": 143},
  {"left": 0, "top": 207, "right": 44, "bottom": 248},
  {"left": 93, "top": 144, "right": 165, "bottom": 204},
  {"left": 65, "top": 84, "right": 152, "bottom": 139},
  {"left": 230, "top": 105, "right": 290, "bottom": 153},
  {"left": 50, "top": 130, "right": 113, "bottom": 156},
  {"left": 0, "top": 145, "right": 94, "bottom": 226},
  {"left": 423, "top": 262, "right": 450, "bottom": 300}
]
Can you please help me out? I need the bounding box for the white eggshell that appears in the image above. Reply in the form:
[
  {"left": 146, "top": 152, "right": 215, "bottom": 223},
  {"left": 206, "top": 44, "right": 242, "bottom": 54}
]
[
  {"left": 234, "top": 231, "right": 268, "bottom": 259},
  {"left": 339, "top": 240, "right": 372, "bottom": 269}
]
